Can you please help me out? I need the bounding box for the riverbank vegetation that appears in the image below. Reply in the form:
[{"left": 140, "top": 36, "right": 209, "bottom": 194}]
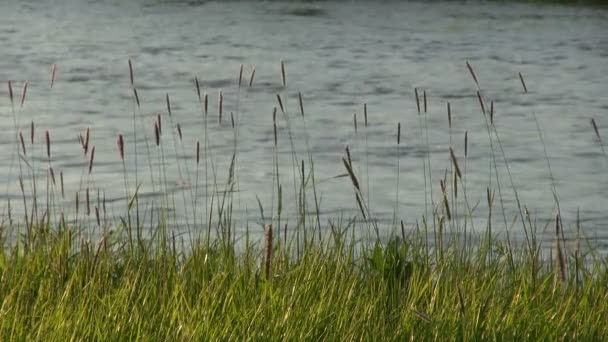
[{"left": 1, "top": 61, "right": 607, "bottom": 340}]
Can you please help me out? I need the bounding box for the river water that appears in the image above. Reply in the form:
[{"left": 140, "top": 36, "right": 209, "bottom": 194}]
[{"left": 0, "top": 0, "right": 607, "bottom": 243}]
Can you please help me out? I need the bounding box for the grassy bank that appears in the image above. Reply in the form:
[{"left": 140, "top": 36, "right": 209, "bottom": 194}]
[
  {"left": 1, "top": 225, "right": 608, "bottom": 340},
  {"left": 1, "top": 60, "right": 607, "bottom": 340}
]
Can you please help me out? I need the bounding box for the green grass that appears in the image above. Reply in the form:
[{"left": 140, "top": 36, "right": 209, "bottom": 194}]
[
  {"left": 1, "top": 60, "right": 607, "bottom": 340},
  {"left": 0, "top": 225, "right": 607, "bottom": 340}
]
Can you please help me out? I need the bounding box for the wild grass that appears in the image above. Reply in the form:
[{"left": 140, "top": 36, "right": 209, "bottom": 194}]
[{"left": 0, "top": 60, "right": 607, "bottom": 340}]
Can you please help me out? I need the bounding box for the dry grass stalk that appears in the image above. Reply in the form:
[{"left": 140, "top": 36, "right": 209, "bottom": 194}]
[
  {"left": 30, "top": 121, "right": 34, "bottom": 144},
  {"left": 342, "top": 156, "right": 360, "bottom": 192},
  {"left": 248, "top": 67, "right": 256, "bottom": 89},
  {"left": 88, "top": 146, "right": 95, "bottom": 175},
  {"left": 265, "top": 224, "right": 273, "bottom": 280},
  {"left": 555, "top": 214, "right": 566, "bottom": 282},
  {"left": 449, "top": 147, "right": 462, "bottom": 179},
  {"left": 364, "top": 103, "right": 368, "bottom": 127},
  {"left": 128, "top": 59, "right": 134, "bottom": 86},
  {"left": 51, "top": 64, "right": 57, "bottom": 89},
  {"left": 117, "top": 134, "right": 124, "bottom": 161},
  {"left": 518, "top": 72, "right": 528, "bottom": 93},
  {"left": 466, "top": 61, "right": 479, "bottom": 88},
  {"left": 75, "top": 192, "right": 79, "bottom": 215},
  {"left": 20, "top": 81, "right": 28, "bottom": 108},
  {"left": 490, "top": 101, "right": 494, "bottom": 126}
]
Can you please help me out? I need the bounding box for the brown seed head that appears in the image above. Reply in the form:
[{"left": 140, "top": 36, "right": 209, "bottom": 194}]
[
  {"left": 414, "top": 88, "right": 420, "bottom": 114},
  {"left": 248, "top": 67, "right": 256, "bottom": 89},
  {"left": 276, "top": 94, "right": 284, "bottom": 114},
  {"left": 20, "top": 81, "right": 28, "bottom": 108},
  {"left": 466, "top": 61, "right": 479, "bottom": 88},
  {"left": 8, "top": 80, "right": 13, "bottom": 104},
  {"left": 19, "top": 131, "right": 26, "bottom": 156},
  {"left": 298, "top": 92, "right": 304, "bottom": 117},
  {"left": 238, "top": 64, "right": 243, "bottom": 88},
  {"left": 83, "top": 127, "right": 90, "bottom": 155},
  {"left": 204, "top": 93, "right": 208, "bottom": 115},
  {"left": 447, "top": 102, "right": 452, "bottom": 128},
  {"left": 45, "top": 130, "right": 51, "bottom": 159},
  {"left": 117, "top": 134, "right": 124, "bottom": 161},
  {"left": 194, "top": 76, "right": 201, "bottom": 101},
  {"left": 196, "top": 140, "right": 200, "bottom": 164},
  {"left": 154, "top": 121, "right": 160, "bottom": 146},
  {"left": 591, "top": 118, "right": 601, "bottom": 141},
  {"left": 518, "top": 72, "right": 528, "bottom": 93},
  {"left": 128, "top": 59, "right": 134, "bottom": 86},
  {"left": 166, "top": 93, "right": 172, "bottom": 117},
  {"left": 88, "top": 146, "right": 95, "bottom": 175},
  {"left": 51, "top": 64, "right": 57, "bottom": 89},
  {"left": 280, "top": 60, "right": 286, "bottom": 88},
  {"left": 133, "top": 87, "right": 140, "bottom": 107}
]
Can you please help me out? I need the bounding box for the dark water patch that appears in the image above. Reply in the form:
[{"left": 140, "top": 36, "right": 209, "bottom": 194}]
[
  {"left": 280, "top": 7, "right": 327, "bottom": 18},
  {"left": 141, "top": 46, "right": 177, "bottom": 56},
  {"left": 200, "top": 78, "right": 234, "bottom": 89}
]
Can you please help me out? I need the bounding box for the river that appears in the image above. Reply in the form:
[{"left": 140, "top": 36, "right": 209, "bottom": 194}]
[{"left": 1, "top": 0, "right": 607, "bottom": 243}]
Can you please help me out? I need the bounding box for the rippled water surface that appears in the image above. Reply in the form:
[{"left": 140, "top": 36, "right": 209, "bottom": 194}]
[{"left": 1, "top": 0, "right": 607, "bottom": 241}]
